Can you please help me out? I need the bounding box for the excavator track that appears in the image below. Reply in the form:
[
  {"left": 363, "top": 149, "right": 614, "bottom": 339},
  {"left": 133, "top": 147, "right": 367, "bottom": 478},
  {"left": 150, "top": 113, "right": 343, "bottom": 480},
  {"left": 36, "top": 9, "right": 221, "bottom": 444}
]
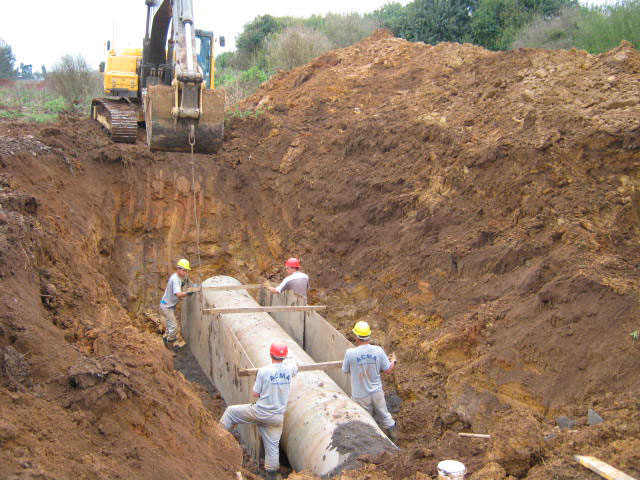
[{"left": 91, "top": 99, "right": 139, "bottom": 144}]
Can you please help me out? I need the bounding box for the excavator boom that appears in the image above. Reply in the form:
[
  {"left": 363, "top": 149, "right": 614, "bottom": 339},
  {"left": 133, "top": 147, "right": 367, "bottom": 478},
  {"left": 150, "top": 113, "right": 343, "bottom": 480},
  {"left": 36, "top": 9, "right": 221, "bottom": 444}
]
[
  {"left": 142, "top": 0, "right": 224, "bottom": 153},
  {"left": 92, "top": 0, "right": 225, "bottom": 153}
]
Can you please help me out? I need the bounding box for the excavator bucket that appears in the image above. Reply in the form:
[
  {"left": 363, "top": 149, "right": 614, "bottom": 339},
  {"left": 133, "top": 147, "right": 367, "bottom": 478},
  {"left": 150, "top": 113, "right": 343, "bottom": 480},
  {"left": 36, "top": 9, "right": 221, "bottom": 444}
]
[{"left": 145, "top": 85, "right": 225, "bottom": 154}]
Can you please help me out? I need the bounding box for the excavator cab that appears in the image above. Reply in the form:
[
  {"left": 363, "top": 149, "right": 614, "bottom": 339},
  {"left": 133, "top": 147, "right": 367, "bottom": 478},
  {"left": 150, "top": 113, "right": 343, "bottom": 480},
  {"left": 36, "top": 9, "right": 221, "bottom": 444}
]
[{"left": 196, "top": 30, "right": 213, "bottom": 88}]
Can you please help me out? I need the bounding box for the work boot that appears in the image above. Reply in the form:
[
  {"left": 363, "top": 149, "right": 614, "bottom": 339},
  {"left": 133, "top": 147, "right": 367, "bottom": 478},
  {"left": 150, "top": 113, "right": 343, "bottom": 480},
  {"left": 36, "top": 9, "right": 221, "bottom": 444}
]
[
  {"left": 264, "top": 470, "right": 278, "bottom": 480},
  {"left": 163, "top": 336, "right": 176, "bottom": 352}
]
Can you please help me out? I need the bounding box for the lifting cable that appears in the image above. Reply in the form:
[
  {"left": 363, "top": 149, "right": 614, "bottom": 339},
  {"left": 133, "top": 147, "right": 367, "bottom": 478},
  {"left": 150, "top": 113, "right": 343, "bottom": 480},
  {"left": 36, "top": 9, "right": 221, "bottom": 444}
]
[{"left": 188, "top": 125, "right": 203, "bottom": 288}]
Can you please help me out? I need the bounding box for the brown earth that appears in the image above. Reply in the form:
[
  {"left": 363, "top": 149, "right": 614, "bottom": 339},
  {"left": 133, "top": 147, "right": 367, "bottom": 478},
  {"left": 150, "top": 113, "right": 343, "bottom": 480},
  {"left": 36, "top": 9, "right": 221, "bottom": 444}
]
[{"left": 1, "top": 30, "right": 640, "bottom": 479}]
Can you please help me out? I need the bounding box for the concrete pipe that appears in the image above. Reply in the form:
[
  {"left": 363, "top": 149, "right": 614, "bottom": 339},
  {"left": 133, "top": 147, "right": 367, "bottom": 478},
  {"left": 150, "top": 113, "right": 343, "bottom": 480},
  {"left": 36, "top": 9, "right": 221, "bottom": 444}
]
[{"left": 191, "top": 276, "right": 396, "bottom": 477}]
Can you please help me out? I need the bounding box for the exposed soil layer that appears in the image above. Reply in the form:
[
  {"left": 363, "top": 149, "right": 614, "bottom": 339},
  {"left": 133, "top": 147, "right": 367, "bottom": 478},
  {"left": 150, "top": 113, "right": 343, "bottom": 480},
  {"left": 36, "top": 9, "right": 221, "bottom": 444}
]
[{"left": 1, "top": 30, "right": 640, "bottom": 479}]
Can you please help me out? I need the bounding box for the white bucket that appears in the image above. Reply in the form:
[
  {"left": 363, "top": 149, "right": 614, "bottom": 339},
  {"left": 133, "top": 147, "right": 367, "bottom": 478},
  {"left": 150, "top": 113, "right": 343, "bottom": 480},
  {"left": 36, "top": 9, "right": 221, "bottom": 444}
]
[{"left": 437, "top": 460, "right": 466, "bottom": 479}]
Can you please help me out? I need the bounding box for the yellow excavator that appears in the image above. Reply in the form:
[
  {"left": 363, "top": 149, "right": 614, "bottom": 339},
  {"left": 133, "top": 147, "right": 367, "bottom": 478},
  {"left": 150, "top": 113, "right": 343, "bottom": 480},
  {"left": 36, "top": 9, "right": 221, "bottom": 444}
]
[{"left": 91, "top": 0, "right": 225, "bottom": 153}]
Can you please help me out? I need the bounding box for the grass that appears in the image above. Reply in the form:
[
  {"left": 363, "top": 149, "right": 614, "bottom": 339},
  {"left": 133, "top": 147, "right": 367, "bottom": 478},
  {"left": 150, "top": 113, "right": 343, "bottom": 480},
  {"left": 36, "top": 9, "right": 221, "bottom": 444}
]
[
  {"left": 574, "top": 0, "right": 640, "bottom": 53},
  {"left": 224, "top": 107, "right": 266, "bottom": 122},
  {"left": 0, "top": 85, "right": 69, "bottom": 123},
  {"left": 514, "top": 0, "right": 640, "bottom": 53}
]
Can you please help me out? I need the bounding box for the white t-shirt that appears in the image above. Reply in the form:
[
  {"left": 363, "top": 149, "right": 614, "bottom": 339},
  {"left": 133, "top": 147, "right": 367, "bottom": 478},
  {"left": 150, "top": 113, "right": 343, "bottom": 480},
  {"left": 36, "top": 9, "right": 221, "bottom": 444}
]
[
  {"left": 253, "top": 360, "right": 298, "bottom": 417},
  {"left": 342, "top": 344, "right": 391, "bottom": 399},
  {"left": 160, "top": 273, "right": 182, "bottom": 308},
  {"left": 275, "top": 271, "right": 310, "bottom": 298}
]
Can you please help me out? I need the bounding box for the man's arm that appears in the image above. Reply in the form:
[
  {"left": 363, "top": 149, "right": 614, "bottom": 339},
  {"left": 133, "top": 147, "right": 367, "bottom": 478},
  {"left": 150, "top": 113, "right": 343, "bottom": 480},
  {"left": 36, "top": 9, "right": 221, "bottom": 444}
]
[
  {"left": 383, "top": 352, "right": 397, "bottom": 374},
  {"left": 342, "top": 350, "right": 351, "bottom": 374},
  {"left": 252, "top": 370, "right": 263, "bottom": 399},
  {"left": 270, "top": 276, "right": 291, "bottom": 294}
]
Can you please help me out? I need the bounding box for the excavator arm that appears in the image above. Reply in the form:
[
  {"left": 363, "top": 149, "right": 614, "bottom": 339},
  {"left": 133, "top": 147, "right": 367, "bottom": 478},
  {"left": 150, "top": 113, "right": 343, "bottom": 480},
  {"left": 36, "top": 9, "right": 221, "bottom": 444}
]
[{"left": 142, "top": 0, "right": 224, "bottom": 153}]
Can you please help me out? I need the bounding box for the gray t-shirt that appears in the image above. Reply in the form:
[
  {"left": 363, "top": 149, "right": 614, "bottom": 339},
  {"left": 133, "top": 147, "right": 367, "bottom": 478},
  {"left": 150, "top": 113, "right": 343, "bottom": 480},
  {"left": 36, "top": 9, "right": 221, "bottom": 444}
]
[
  {"left": 342, "top": 344, "right": 391, "bottom": 399},
  {"left": 160, "top": 273, "right": 182, "bottom": 308},
  {"left": 275, "top": 271, "right": 310, "bottom": 298},
  {"left": 253, "top": 360, "right": 298, "bottom": 417}
]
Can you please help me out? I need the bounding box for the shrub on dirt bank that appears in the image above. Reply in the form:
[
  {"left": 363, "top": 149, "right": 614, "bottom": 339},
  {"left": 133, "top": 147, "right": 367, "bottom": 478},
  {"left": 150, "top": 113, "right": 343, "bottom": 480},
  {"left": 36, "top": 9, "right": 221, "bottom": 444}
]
[
  {"left": 514, "top": 0, "right": 640, "bottom": 52},
  {"left": 512, "top": 7, "right": 581, "bottom": 49},
  {"left": 572, "top": 0, "right": 640, "bottom": 52},
  {"left": 319, "top": 13, "right": 379, "bottom": 48},
  {"left": 48, "top": 54, "right": 101, "bottom": 110},
  {"left": 267, "top": 26, "right": 332, "bottom": 71}
]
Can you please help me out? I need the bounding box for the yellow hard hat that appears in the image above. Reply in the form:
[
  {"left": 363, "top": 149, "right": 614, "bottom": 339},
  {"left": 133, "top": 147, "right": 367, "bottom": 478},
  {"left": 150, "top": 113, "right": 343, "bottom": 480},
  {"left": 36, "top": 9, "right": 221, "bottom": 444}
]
[
  {"left": 176, "top": 258, "right": 191, "bottom": 270},
  {"left": 352, "top": 321, "right": 371, "bottom": 339}
]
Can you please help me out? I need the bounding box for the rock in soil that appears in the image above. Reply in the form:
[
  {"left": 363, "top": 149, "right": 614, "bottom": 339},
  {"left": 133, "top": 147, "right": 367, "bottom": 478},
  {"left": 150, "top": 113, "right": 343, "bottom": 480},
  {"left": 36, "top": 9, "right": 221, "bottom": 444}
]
[{"left": 587, "top": 408, "right": 604, "bottom": 426}]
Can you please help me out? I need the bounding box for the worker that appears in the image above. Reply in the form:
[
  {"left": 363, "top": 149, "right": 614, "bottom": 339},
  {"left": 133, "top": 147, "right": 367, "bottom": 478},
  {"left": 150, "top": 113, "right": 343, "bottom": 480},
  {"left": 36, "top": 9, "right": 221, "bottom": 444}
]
[
  {"left": 220, "top": 341, "right": 298, "bottom": 480},
  {"left": 269, "top": 257, "right": 310, "bottom": 301},
  {"left": 160, "top": 258, "right": 191, "bottom": 348},
  {"left": 342, "top": 321, "right": 398, "bottom": 441}
]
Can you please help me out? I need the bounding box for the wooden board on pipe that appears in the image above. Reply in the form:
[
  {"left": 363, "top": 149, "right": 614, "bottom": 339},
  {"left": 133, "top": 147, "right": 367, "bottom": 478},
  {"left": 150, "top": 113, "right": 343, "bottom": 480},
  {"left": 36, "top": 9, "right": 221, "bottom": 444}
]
[
  {"left": 203, "top": 305, "right": 327, "bottom": 314},
  {"left": 184, "top": 284, "right": 267, "bottom": 293},
  {"left": 574, "top": 456, "right": 637, "bottom": 480},
  {"left": 458, "top": 433, "right": 491, "bottom": 439},
  {"left": 238, "top": 360, "right": 344, "bottom": 377}
]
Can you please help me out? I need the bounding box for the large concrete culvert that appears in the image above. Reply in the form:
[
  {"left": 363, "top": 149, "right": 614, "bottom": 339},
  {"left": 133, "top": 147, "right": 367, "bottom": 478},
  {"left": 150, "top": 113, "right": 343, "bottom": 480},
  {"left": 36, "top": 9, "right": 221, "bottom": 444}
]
[{"left": 182, "top": 275, "right": 397, "bottom": 477}]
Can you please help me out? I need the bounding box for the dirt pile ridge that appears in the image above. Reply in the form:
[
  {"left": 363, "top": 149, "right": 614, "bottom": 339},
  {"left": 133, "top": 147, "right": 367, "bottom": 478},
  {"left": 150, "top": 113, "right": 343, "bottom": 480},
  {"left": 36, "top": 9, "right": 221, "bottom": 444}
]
[{"left": 1, "top": 30, "right": 639, "bottom": 479}]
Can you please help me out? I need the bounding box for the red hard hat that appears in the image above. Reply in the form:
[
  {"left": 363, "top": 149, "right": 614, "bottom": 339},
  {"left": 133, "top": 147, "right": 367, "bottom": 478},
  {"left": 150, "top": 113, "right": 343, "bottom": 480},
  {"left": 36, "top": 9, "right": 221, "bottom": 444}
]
[
  {"left": 270, "top": 341, "right": 288, "bottom": 359},
  {"left": 285, "top": 257, "right": 300, "bottom": 268}
]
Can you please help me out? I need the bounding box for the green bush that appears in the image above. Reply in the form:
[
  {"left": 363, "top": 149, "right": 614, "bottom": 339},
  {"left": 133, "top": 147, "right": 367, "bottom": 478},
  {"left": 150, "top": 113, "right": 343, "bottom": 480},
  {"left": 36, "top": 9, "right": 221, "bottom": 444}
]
[
  {"left": 513, "top": 1, "right": 640, "bottom": 53},
  {"left": 512, "top": 7, "right": 581, "bottom": 49},
  {"left": 266, "top": 26, "right": 332, "bottom": 71},
  {"left": 44, "top": 96, "right": 68, "bottom": 114},
  {"left": 236, "top": 15, "right": 283, "bottom": 59},
  {"left": 48, "top": 54, "right": 101, "bottom": 110},
  {"left": 318, "top": 13, "right": 380, "bottom": 48},
  {"left": 370, "top": 3, "right": 408, "bottom": 37},
  {"left": 573, "top": 0, "right": 640, "bottom": 53}
]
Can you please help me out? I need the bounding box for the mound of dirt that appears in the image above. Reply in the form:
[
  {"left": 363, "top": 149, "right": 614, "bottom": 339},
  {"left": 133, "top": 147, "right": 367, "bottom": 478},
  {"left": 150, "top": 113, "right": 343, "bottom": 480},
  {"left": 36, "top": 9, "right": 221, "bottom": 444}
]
[
  {"left": 226, "top": 30, "right": 640, "bottom": 478},
  {"left": 1, "top": 29, "right": 640, "bottom": 479}
]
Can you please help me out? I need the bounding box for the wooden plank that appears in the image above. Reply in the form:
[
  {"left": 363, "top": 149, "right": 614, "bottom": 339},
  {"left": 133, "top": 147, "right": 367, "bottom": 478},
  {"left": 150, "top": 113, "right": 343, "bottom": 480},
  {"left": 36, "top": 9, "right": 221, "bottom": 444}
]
[
  {"left": 238, "top": 360, "right": 344, "bottom": 377},
  {"left": 203, "top": 305, "right": 326, "bottom": 314},
  {"left": 574, "top": 455, "right": 637, "bottom": 480},
  {"left": 184, "top": 284, "right": 267, "bottom": 293},
  {"left": 458, "top": 433, "right": 491, "bottom": 439}
]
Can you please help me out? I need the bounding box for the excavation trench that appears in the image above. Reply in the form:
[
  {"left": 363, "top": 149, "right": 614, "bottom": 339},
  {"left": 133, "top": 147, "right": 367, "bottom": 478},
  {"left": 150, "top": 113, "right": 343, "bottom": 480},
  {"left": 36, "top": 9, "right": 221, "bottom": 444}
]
[{"left": 181, "top": 276, "right": 397, "bottom": 477}]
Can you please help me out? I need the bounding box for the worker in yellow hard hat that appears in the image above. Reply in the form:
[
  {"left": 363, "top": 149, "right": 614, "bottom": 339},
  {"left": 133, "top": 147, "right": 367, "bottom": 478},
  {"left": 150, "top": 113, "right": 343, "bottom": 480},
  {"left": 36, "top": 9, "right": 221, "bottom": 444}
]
[
  {"left": 342, "top": 320, "right": 398, "bottom": 441},
  {"left": 160, "top": 258, "right": 192, "bottom": 349}
]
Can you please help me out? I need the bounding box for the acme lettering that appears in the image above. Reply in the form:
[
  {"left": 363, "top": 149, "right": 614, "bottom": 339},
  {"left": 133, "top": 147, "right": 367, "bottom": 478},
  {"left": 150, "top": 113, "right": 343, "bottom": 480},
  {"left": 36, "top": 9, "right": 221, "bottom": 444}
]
[
  {"left": 356, "top": 354, "right": 377, "bottom": 363},
  {"left": 270, "top": 372, "right": 291, "bottom": 382}
]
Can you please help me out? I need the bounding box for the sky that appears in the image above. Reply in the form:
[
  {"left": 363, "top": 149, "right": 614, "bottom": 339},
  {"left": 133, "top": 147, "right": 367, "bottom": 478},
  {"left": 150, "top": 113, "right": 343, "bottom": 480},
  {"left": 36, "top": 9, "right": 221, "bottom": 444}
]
[
  {"left": 2, "top": 0, "right": 411, "bottom": 70},
  {"left": 3, "top": 0, "right": 612, "bottom": 70}
]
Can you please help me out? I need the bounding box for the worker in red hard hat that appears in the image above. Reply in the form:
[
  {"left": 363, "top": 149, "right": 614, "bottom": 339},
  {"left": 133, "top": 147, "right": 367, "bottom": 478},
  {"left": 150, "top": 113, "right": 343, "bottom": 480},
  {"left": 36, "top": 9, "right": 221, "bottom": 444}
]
[
  {"left": 270, "top": 257, "right": 310, "bottom": 302},
  {"left": 220, "top": 341, "right": 298, "bottom": 480}
]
